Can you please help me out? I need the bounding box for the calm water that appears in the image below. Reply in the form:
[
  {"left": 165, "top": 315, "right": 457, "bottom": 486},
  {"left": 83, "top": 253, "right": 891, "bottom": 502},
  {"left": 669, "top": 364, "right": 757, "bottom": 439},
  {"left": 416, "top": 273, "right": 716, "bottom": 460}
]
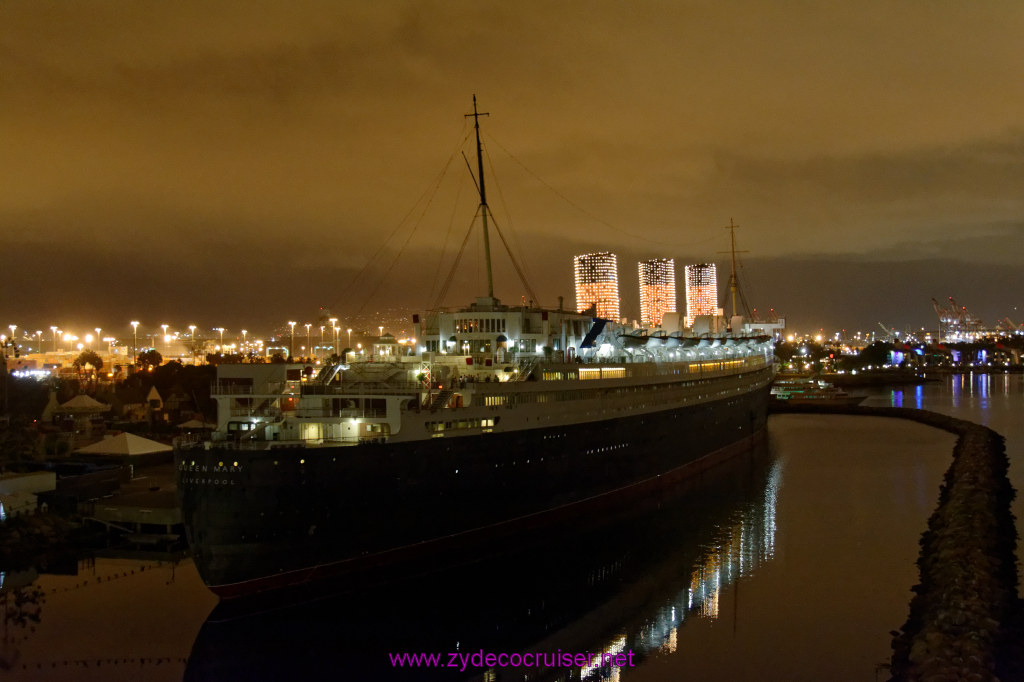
[
  {"left": 862, "top": 371, "right": 1024, "bottom": 554},
  {"left": 3, "top": 373, "right": 1021, "bottom": 682}
]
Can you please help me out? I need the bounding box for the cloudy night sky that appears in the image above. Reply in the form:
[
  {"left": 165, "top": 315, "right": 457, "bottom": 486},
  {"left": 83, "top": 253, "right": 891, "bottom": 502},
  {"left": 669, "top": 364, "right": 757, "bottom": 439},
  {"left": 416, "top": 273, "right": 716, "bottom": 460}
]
[{"left": 2, "top": 1, "right": 1023, "bottom": 339}]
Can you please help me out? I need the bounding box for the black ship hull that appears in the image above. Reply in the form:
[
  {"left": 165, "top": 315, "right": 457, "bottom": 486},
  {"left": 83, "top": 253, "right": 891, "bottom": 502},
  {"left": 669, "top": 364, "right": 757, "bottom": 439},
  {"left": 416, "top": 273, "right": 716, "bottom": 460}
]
[{"left": 178, "top": 380, "right": 771, "bottom": 599}]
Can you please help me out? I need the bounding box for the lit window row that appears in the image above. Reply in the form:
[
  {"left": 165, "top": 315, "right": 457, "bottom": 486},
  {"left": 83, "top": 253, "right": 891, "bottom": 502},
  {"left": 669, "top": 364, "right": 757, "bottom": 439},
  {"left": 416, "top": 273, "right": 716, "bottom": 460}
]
[
  {"left": 425, "top": 417, "right": 499, "bottom": 432},
  {"left": 455, "top": 318, "right": 508, "bottom": 333}
]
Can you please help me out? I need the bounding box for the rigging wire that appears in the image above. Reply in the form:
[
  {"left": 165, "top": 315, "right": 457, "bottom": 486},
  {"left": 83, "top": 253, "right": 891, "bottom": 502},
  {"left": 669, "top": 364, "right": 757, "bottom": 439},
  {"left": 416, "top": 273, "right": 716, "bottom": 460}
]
[
  {"left": 426, "top": 170, "right": 466, "bottom": 309},
  {"left": 326, "top": 129, "right": 471, "bottom": 316},
  {"left": 486, "top": 212, "right": 540, "bottom": 305},
  {"left": 432, "top": 213, "right": 479, "bottom": 310},
  {"left": 484, "top": 141, "right": 534, "bottom": 294},
  {"left": 349, "top": 153, "right": 458, "bottom": 319}
]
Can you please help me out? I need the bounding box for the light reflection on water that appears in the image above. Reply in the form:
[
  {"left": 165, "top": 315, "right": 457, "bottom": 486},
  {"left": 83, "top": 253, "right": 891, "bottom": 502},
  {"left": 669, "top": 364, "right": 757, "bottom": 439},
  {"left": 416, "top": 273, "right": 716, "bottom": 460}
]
[
  {"left": 686, "top": 461, "right": 780, "bottom": 624},
  {"left": 624, "top": 459, "right": 781, "bottom": 667},
  {"left": 873, "top": 371, "right": 1023, "bottom": 430},
  {"left": 2, "top": 556, "right": 216, "bottom": 681},
  {"left": 888, "top": 383, "right": 926, "bottom": 409},
  {"left": 949, "top": 371, "right": 995, "bottom": 410},
  {"left": 868, "top": 370, "right": 1024, "bottom": 579}
]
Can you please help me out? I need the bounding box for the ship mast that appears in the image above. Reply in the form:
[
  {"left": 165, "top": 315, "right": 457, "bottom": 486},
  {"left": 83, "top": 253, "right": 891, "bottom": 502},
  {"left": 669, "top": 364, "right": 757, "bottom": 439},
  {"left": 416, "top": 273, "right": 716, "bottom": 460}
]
[
  {"left": 721, "top": 218, "right": 747, "bottom": 319},
  {"left": 466, "top": 95, "right": 494, "bottom": 299}
]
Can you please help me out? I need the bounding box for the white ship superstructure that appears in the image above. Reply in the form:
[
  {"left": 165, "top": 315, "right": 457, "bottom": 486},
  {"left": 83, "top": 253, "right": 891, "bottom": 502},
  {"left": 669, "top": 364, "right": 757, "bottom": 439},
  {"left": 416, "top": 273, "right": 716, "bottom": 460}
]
[{"left": 202, "top": 300, "right": 772, "bottom": 452}]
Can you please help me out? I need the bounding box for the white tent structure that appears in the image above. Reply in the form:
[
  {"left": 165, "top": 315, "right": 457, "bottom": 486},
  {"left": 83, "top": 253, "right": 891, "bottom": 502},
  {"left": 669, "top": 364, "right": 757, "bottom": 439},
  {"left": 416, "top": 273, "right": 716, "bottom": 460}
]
[
  {"left": 75, "top": 432, "right": 172, "bottom": 456},
  {"left": 58, "top": 394, "right": 110, "bottom": 414},
  {"left": 176, "top": 419, "right": 216, "bottom": 430}
]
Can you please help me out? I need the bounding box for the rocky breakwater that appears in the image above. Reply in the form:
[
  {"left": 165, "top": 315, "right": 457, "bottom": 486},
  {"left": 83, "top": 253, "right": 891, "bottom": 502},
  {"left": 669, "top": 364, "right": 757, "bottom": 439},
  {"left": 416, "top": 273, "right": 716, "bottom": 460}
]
[{"left": 770, "top": 402, "right": 1023, "bottom": 681}]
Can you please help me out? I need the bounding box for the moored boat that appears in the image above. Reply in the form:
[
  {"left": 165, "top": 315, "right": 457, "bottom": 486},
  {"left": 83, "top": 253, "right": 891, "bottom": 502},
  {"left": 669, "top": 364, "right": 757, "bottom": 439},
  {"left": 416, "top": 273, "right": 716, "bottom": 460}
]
[{"left": 771, "top": 376, "right": 866, "bottom": 406}]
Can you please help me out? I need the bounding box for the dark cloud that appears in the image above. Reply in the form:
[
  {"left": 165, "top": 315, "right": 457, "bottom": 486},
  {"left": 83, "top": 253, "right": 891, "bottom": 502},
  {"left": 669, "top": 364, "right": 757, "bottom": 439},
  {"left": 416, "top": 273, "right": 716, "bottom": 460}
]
[{"left": 2, "top": 1, "right": 1024, "bottom": 335}]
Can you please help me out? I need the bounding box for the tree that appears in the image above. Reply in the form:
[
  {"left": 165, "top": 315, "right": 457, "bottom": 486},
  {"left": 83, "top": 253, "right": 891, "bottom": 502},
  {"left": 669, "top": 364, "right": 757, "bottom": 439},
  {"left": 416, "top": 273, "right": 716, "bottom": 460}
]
[
  {"left": 0, "top": 584, "right": 45, "bottom": 663},
  {"left": 0, "top": 417, "right": 39, "bottom": 471},
  {"left": 137, "top": 349, "right": 163, "bottom": 370},
  {"left": 855, "top": 342, "right": 894, "bottom": 369},
  {"left": 1, "top": 376, "right": 49, "bottom": 420},
  {"left": 73, "top": 349, "right": 103, "bottom": 374}
]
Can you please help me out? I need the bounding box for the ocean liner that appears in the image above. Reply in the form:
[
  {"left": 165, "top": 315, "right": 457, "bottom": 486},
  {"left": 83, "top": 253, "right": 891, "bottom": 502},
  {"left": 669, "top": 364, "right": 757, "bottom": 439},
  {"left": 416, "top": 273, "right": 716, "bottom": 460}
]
[{"left": 177, "top": 99, "right": 776, "bottom": 599}]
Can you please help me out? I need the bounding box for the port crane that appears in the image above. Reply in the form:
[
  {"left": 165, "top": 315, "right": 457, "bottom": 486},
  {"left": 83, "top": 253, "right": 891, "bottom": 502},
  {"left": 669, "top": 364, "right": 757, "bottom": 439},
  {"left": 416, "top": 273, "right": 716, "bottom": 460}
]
[
  {"left": 998, "top": 317, "right": 1023, "bottom": 333},
  {"left": 931, "top": 297, "right": 984, "bottom": 340},
  {"left": 750, "top": 307, "right": 779, "bottom": 324}
]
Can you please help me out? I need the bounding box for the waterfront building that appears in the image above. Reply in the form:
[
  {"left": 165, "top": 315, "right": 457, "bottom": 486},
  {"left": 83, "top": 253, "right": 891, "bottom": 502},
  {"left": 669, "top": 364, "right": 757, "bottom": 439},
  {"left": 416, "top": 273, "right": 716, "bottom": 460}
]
[
  {"left": 574, "top": 252, "right": 620, "bottom": 321},
  {"left": 638, "top": 258, "right": 677, "bottom": 328},
  {"left": 684, "top": 263, "right": 719, "bottom": 327}
]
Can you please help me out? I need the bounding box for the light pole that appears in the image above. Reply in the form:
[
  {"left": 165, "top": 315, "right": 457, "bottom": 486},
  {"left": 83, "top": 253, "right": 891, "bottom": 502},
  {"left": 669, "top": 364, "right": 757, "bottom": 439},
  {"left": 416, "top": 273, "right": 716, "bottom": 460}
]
[
  {"left": 288, "top": 322, "right": 296, "bottom": 360},
  {"left": 319, "top": 325, "right": 325, "bottom": 361},
  {"left": 51, "top": 326, "right": 58, "bottom": 353},
  {"left": 305, "top": 323, "right": 311, "bottom": 361},
  {"left": 218, "top": 327, "right": 225, "bottom": 348},
  {"left": 131, "top": 321, "right": 139, "bottom": 365},
  {"left": 35, "top": 331, "right": 41, "bottom": 353},
  {"left": 347, "top": 328, "right": 352, "bottom": 349}
]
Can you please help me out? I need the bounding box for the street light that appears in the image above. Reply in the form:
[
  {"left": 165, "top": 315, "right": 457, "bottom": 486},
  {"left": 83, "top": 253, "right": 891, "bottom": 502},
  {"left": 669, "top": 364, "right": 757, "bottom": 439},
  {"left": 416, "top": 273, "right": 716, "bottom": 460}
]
[
  {"left": 288, "top": 321, "right": 296, "bottom": 360},
  {"left": 50, "top": 326, "right": 58, "bottom": 353},
  {"left": 131, "top": 321, "right": 140, "bottom": 364},
  {"left": 347, "top": 328, "right": 352, "bottom": 348},
  {"left": 319, "top": 325, "right": 325, "bottom": 361},
  {"left": 305, "top": 323, "right": 311, "bottom": 361}
]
